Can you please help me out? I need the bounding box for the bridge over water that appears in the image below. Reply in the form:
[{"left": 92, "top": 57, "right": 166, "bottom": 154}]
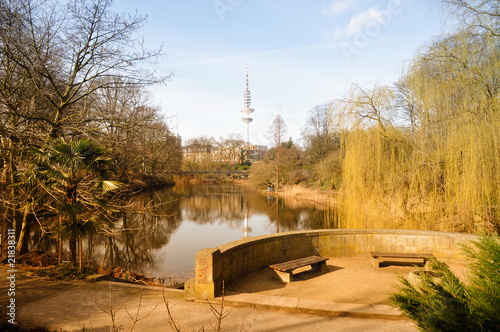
[{"left": 159, "top": 170, "right": 248, "bottom": 175}]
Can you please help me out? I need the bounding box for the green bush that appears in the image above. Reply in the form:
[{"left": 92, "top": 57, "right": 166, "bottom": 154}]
[
  {"left": 390, "top": 235, "right": 500, "bottom": 331},
  {"left": 238, "top": 164, "right": 250, "bottom": 171},
  {"left": 37, "top": 262, "right": 96, "bottom": 281}
]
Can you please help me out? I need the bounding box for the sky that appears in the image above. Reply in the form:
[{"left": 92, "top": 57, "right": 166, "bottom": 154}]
[{"left": 112, "top": 0, "right": 450, "bottom": 147}]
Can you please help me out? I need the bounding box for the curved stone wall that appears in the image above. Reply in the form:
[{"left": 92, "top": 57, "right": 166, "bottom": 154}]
[{"left": 184, "top": 229, "right": 480, "bottom": 300}]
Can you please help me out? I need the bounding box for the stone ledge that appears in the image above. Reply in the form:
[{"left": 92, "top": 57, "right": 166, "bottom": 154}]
[
  {"left": 84, "top": 274, "right": 109, "bottom": 282},
  {"left": 188, "top": 229, "right": 479, "bottom": 300},
  {"left": 212, "top": 293, "right": 405, "bottom": 319}
]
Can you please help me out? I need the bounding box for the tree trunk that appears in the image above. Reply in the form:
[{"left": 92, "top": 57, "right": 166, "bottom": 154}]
[
  {"left": 49, "top": 108, "right": 62, "bottom": 139},
  {"left": 0, "top": 155, "right": 7, "bottom": 183},
  {"left": 7, "top": 112, "right": 22, "bottom": 238},
  {"left": 276, "top": 147, "right": 281, "bottom": 189},
  {"left": 16, "top": 208, "right": 31, "bottom": 254},
  {"left": 69, "top": 237, "right": 77, "bottom": 265},
  {"left": 78, "top": 235, "right": 82, "bottom": 269},
  {"left": 58, "top": 237, "right": 62, "bottom": 264},
  {"left": 276, "top": 199, "right": 280, "bottom": 233},
  {"left": 9, "top": 142, "right": 21, "bottom": 241}
]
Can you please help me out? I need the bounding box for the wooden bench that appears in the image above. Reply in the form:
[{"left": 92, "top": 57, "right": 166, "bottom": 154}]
[
  {"left": 370, "top": 252, "right": 436, "bottom": 268},
  {"left": 270, "top": 256, "right": 328, "bottom": 282}
]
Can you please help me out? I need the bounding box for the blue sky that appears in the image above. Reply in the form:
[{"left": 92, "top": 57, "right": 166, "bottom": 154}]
[{"left": 112, "top": 0, "right": 448, "bottom": 146}]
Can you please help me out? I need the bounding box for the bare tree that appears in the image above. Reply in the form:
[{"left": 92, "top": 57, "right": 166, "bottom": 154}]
[
  {"left": 0, "top": 0, "right": 45, "bottom": 236},
  {"left": 301, "top": 103, "right": 339, "bottom": 165},
  {"left": 88, "top": 81, "right": 181, "bottom": 177},
  {"left": 342, "top": 83, "right": 395, "bottom": 132},
  {"left": 2, "top": 0, "right": 169, "bottom": 139},
  {"left": 268, "top": 115, "right": 287, "bottom": 188},
  {"left": 224, "top": 133, "right": 245, "bottom": 164},
  {"left": 441, "top": 0, "right": 500, "bottom": 36},
  {"left": 0, "top": 0, "right": 177, "bottom": 254}
]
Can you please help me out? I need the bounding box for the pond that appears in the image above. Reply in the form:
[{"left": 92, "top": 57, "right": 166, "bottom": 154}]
[{"left": 87, "top": 183, "right": 337, "bottom": 282}]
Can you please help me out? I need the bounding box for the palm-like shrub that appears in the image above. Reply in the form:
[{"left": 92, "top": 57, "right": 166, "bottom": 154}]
[
  {"left": 390, "top": 235, "right": 500, "bottom": 331},
  {"left": 30, "top": 137, "right": 121, "bottom": 267}
]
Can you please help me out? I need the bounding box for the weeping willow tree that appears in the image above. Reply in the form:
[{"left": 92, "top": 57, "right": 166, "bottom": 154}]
[
  {"left": 337, "top": 84, "right": 420, "bottom": 229},
  {"left": 338, "top": 26, "right": 500, "bottom": 232}
]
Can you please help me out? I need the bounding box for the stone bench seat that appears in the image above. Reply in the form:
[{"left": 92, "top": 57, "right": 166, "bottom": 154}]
[
  {"left": 370, "top": 252, "right": 435, "bottom": 268},
  {"left": 270, "top": 255, "right": 328, "bottom": 282}
]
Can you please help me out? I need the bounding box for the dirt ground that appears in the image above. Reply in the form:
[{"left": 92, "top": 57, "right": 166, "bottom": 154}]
[
  {"left": 0, "top": 266, "right": 420, "bottom": 331},
  {"left": 228, "top": 256, "right": 469, "bottom": 305}
]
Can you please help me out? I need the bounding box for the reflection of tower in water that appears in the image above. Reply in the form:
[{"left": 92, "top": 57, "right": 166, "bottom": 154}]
[{"left": 241, "top": 203, "right": 252, "bottom": 238}]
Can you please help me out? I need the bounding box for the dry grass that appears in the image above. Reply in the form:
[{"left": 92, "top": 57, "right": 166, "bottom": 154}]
[{"left": 268, "top": 185, "right": 338, "bottom": 207}]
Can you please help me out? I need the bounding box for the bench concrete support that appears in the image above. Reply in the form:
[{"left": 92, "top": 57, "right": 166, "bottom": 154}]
[
  {"left": 274, "top": 269, "right": 293, "bottom": 282},
  {"left": 312, "top": 261, "right": 328, "bottom": 273},
  {"left": 424, "top": 259, "right": 433, "bottom": 270}
]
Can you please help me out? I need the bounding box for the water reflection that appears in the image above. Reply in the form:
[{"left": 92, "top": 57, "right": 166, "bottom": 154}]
[{"left": 88, "top": 183, "right": 337, "bottom": 281}]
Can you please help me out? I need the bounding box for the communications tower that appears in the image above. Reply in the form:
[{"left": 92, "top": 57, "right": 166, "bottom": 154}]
[{"left": 241, "top": 65, "right": 254, "bottom": 144}]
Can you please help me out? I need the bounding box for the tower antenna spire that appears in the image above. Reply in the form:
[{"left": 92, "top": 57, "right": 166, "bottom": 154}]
[{"left": 246, "top": 64, "right": 249, "bottom": 91}]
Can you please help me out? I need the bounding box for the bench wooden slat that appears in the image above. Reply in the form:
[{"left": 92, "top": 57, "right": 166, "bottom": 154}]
[
  {"left": 371, "top": 252, "right": 435, "bottom": 259},
  {"left": 270, "top": 255, "right": 328, "bottom": 272},
  {"left": 370, "top": 252, "right": 435, "bottom": 268},
  {"left": 270, "top": 255, "right": 329, "bottom": 282}
]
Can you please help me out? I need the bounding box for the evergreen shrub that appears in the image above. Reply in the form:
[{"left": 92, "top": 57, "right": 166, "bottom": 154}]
[{"left": 390, "top": 235, "right": 500, "bottom": 331}]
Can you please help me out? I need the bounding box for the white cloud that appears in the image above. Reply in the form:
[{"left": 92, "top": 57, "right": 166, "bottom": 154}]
[
  {"left": 332, "top": 6, "right": 387, "bottom": 40},
  {"left": 333, "top": 29, "right": 344, "bottom": 40},
  {"left": 323, "top": 0, "right": 357, "bottom": 16}
]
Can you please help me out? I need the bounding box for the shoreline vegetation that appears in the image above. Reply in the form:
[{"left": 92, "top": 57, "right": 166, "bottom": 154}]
[
  {"left": 264, "top": 185, "right": 338, "bottom": 207},
  {"left": 178, "top": 174, "right": 339, "bottom": 208},
  {"left": 2, "top": 251, "right": 183, "bottom": 288},
  {"left": 2, "top": 180, "right": 336, "bottom": 286},
  {"left": 129, "top": 174, "right": 176, "bottom": 191},
  {"left": 254, "top": 183, "right": 338, "bottom": 208}
]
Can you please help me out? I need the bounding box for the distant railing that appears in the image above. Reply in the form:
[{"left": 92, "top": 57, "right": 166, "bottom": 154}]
[{"left": 157, "top": 170, "right": 247, "bottom": 175}]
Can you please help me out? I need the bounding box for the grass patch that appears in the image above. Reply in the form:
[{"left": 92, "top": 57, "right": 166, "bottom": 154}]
[{"left": 36, "top": 262, "right": 96, "bottom": 281}]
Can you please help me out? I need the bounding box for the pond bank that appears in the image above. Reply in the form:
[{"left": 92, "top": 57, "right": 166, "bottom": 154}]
[
  {"left": 237, "top": 180, "right": 338, "bottom": 207},
  {"left": 269, "top": 185, "right": 338, "bottom": 206}
]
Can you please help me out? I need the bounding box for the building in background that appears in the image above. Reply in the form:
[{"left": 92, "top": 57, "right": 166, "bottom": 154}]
[
  {"left": 183, "top": 142, "right": 267, "bottom": 164},
  {"left": 244, "top": 144, "right": 267, "bottom": 162}
]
